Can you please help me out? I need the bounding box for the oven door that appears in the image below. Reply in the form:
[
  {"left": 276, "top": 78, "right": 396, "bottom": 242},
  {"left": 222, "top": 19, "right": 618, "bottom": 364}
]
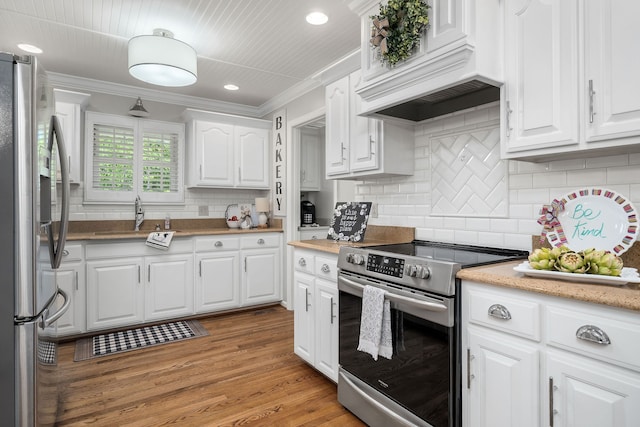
[{"left": 337, "top": 272, "right": 460, "bottom": 427}]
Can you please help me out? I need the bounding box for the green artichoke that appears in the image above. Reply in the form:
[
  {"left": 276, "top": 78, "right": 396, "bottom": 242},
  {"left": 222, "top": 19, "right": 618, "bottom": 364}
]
[
  {"left": 555, "top": 251, "right": 590, "bottom": 274},
  {"left": 583, "top": 248, "right": 624, "bottom": 276},
  {"left": 528, "top": 245, "right": 571, "bottom": 271}
]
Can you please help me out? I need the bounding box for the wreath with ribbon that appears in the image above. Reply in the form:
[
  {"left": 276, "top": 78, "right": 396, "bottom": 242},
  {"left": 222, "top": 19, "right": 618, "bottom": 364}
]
[{"left": 370, "top": 0, "right": 430, "bottom": 66}]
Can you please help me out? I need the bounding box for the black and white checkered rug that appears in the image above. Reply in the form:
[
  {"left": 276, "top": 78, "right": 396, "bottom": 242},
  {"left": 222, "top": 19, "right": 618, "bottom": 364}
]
[{"left": 74, "top": 320, "right": 208, "bottom": 361}]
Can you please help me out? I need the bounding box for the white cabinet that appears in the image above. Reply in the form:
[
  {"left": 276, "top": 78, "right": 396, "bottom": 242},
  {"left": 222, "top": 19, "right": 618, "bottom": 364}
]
[
  {"left": 43, "top": 243, "right": 86, "bottom": 336},
  {"left": 144, "top": 254, "right": 194, "bottom": 321},
  {"left": 195, "top": 236, "right": 241, "bottom": 313},
  {"left": 300, "top": 127, "right": 322, "bottom": 191},
  {"left": 502, "top": 0, "right": 640, "bottom": 160},
  {"left": 54, "top": 89, "right": 90, "bottom": 184},
  {"left": 85, "top": 239, "right": 194, "bottom": 331},
  {"left": 293, "top": 249, "right": 339, "bottom": 382},
  {"left": 86, "top": 257, "right": 145, "bottom": 331},
  {"left": 325, "top": 70, "right": 414, "bottom": 180},
  {"left": 299, "top": 227, "right": 329, "bottom": 241},
  {"left": 463, "top": 281, "right": 640, "bottom": 427},
  {"left": 184, "top": 109, "right": 270, "bottom": 189},
  {"left": 241, "top": 234, "right": 282, "bottom": 305}
]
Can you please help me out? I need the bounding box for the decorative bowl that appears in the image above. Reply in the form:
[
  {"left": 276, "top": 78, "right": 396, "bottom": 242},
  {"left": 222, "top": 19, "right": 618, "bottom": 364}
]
[{"left": 226, "top": 220, "right": 240, "bottom": 228}]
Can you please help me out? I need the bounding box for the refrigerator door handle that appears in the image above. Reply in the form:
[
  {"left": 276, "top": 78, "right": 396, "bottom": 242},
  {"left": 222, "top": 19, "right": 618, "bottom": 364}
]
[
  {"left": 42, "top": 288, "right": 70, "bottom": 328},
  {"left": 46, "top": 115, "right": 70, "bottom": 269}
]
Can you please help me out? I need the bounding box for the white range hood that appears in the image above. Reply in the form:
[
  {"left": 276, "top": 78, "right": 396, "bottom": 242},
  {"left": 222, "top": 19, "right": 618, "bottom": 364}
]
[{"left": 348, "top": 0, "right": 503, "bottom": 122}]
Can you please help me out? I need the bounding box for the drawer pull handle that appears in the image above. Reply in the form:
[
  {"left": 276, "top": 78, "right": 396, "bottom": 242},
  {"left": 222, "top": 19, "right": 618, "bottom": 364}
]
[
  {"left": 576, "top": 325, "right": 611, "bottom": 345},
  {"left": 62, "top": 249, "right": 70, "bottom": 256},
  {"left": 214, "top": 241, "right": 223, "bottom": 247},
  {"left": 257, "top": 238, "right": 265, "bottom": 245},
  {"left": 488, "top": 304, "right": 511, "bottom": 320},
  {"left": 321, "top": 264, "right": 330, "bottom": 273},
  {"left": 298, "top": 258, "right": 306, "bottom": 267}
]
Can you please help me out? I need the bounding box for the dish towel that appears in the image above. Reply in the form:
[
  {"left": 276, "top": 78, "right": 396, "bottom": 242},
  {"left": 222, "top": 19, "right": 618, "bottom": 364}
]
[
  {"left": 145, "top": 231, "right": 175, "bottom": 250},
  {"left": 357, "top": 285, "right": 393, "bottom": 360}
]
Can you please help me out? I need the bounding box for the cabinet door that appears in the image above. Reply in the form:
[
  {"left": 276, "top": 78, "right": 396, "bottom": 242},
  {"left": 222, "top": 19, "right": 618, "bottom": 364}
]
[
  {"left": 86, "top": 259, "right": 144, "bottom": 331},
  {"left": 145, "top": 254, "right": 194, "bottom": 321},
  {"left": 349, "top": 70, "right": 379, "bottom": 173},
  {"left": 300, "top": 127, "right": 322, "bottom": 191},
  {"left": 584, "top": 1, "right": 640, "bottom": 142},
  {"left": 236, "top": 126, "right": 270, "bottom": 188},
  {"left": 54, "top": 101, "right": 81, "bottom": 183},
  {"left": 242, "top": 248, "right": 281, "bottom": 305},
  {"left": 466, "top": 327, "right": 539, "bottom": 427},
  {"left": 325, "top": 77, "right": 350, "bottom": 176},
  {"left": 315, "top": 279, "right": 338, "bottom": 382},
  {"left": 293, "top": 273, "right": 314, "bottom": 365},
  {"left": 547, "top": 350, "right": 640, "bottom": 427},
  {"left": 503, "top": 0, "right": 579, "bottom": 153},
  {"left": 195, "top": 121, "right": 234, "bottom": 186},
  {"left": 195, "top": 252, "right": 240, "bottom": 313},
  {"left": 54, "top": 266, "right": 85, "bottom": 336}
]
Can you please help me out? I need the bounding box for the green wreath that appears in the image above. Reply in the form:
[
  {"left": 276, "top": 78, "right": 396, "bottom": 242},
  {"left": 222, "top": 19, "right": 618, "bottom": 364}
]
[{"left": 370, "top": 0, "right": 430, "bottom": 66}]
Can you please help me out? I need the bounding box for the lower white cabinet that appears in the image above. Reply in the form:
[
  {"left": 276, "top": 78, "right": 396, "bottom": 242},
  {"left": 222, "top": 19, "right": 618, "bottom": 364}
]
[
  {"left": 241, "top": 234, "right": 282, "bottom": 305},
  {"left": 85, "top": 239, "right": 194, "bottom": 331},
  {"left": 463, "top": 281, "right": 640, "bottom": 427},
  {"left": 195, "top": 236, "right": 241, "bottom": 313},
  {"left": 293, "top": 249, "right": 339, "bottom": 382}
]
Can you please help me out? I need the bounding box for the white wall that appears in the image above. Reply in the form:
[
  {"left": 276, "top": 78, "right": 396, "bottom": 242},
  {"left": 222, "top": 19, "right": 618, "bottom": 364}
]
[{"left": 355, "top": 102, "right": 640, "bottom": 251}]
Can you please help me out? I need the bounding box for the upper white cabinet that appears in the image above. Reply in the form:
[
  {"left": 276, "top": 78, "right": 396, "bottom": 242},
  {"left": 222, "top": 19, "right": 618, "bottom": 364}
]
[
  {"left": 184, "top": 109, "right": 270, "bottom": 189},
  {"left": 325, "top": 70, "right": 414, "bottom": 180},
  {"left": 348, "top": 0, "right": 502, "bottom": 117},
  {"left": 502, "top": 0, "right": 640, "bottom": 160},
  {"left": 54, "top": 89, "right": 90, "bottom": 184},
  {"left": 300, "top": 127, "right": 323, "bottom": 191}
]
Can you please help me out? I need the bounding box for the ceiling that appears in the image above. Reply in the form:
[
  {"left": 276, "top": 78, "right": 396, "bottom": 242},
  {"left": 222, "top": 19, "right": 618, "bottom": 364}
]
[{"left": 0, "top": 0, "right": 361, "bottom": 110}]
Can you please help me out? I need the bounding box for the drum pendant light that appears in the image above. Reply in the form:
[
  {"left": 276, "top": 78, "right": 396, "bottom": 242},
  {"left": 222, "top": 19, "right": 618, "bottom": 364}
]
[{"left": 128, "top": 29, "right": 197, "bottom": 87}]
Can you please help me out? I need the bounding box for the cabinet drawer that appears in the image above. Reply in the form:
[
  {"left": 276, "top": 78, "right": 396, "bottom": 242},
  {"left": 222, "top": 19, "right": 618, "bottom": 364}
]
[
  {"left": 467, "top": 288, "right": 541, "bottom": 341},
  {"left": 86, "top": 238, "right": 193, "bottom": 259},
  {"left": 294, "top": 250, "right": 315, "bottom": 275},
  {"left": 40, "top": 243, "right": 84, "bottom": 262},
  {"left": 315, "top": 255, "right": 338, "bottom": 282},
  {"left": 240, "top": 234, "right": 280, "bottom": 249},
  {"left": 195, "top": 236, "right": 240, "bottom": 252},
  {"left": 546, "top": 304, "right": 640, "bottom": 371}
]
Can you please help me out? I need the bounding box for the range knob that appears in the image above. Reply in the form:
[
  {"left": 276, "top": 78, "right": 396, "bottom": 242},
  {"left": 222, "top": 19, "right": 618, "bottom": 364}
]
[
  {"left": 346, "top": 253, "right": 365, "bottom": 265},
  {"left": 406, "top": 264, "right": 418, "bottom": 277},
  {"left": 417, "top": 265, "right": 431, "bottom": 279}
]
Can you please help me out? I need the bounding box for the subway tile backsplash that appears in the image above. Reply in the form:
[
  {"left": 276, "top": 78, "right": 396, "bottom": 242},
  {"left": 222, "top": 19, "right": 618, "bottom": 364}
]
[{"left": 357, "top": 102, "right": 640, "bottom": 252}]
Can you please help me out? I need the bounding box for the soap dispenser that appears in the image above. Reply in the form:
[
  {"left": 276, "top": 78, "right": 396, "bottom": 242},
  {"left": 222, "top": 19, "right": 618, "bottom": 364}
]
[{"left": 164, "top": 214, "right": 171, "bottom": 230}]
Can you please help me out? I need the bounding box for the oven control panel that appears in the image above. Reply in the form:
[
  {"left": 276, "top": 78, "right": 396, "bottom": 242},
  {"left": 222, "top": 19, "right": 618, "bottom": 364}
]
[{"left": 366, "top": 254, "right": 405, "bottom": 278}]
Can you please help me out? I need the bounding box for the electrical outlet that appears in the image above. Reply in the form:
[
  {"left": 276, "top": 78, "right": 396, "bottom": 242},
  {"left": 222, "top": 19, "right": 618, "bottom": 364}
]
[
  {"left": 198, "top": 205, "right": 209, "bottom": 216},
  {"left": 370, "top": 203, "right": 378, "bottom": 218}
]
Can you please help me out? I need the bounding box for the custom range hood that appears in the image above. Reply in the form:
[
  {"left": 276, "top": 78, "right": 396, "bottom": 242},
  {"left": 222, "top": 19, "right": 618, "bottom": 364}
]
[{"left": 349, "top": 0, "right": 503, "bottom": 123}]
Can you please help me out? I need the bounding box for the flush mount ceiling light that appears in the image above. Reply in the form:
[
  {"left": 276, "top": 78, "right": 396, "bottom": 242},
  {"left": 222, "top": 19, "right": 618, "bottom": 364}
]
[
  {"left": 128, "top": 29, "right": 197, "bottom": 87},
  {"left": 306, "top": 11, "right": 328, "bottom": 25},
  {"left": 224, "top": 84, "right": 239, "bottom": 91},
  {"left": 17, "top": 43, "right": 43, "bottom": 54},
  {"left": 128, "top": 97, "right": 150, "bottom": 117}
]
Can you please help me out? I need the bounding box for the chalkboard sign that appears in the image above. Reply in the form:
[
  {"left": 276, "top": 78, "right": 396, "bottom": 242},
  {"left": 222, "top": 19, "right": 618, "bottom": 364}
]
[{"left": 328, "top": 202, "right": 372, "bottom": 242}]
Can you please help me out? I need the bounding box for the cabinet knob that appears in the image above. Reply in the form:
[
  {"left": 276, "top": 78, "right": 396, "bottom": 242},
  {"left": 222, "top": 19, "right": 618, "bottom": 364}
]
[
  {"left": 487, "top": 304, "right": 511, "bottom": 320},
  {"left": 298, "top": 258, "right": 306, "bottom": 267},
  {"left": 321, "top": 264, "right": 330, "bottom": 273},
  {"left": 214, "top": 241, "right": 223, "bottom": 248},
  {"left": 257, "top": 238, "right": 265, "bottom": 245}
]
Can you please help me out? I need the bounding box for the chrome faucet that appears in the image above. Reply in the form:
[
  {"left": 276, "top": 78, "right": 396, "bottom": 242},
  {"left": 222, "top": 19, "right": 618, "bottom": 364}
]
[{"left": 134, "top": 196, "right": 144, "bottom": 231}]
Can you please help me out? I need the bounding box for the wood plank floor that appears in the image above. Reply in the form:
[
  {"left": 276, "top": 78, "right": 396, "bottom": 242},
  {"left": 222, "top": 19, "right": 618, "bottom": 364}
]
[{"left": 55, "top": 306, "right": 366, "bottom": 426}]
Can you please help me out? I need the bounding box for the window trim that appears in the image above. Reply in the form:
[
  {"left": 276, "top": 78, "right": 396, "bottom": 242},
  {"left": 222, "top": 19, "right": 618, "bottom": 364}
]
[{"left": 84, "top": 112, "right": 185, "bottom": 204}]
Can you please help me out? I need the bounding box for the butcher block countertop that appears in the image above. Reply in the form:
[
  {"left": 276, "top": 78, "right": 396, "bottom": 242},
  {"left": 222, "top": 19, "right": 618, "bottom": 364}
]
[
  {"left": 287, "top": 225, "right": 415, "bottom": 254},
  {"left": 65, "top": 218, "right": 283, "bottom": 241},
  {"left": 458, "top": 260, "right": 640, "bottom": 312}
]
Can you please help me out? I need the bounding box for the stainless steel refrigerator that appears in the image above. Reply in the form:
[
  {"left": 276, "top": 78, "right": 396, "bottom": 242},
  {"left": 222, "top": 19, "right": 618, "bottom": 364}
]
[{"left": 1, "top": 53, "right": 71, "bottom": 426}]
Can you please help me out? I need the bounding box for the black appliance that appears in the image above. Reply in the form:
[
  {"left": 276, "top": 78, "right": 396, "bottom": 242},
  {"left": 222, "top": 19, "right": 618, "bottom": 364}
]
[
  {"left": 300, "top": 200, "right": 316, "bottom": 226},
  {"left": 337, "top": 241, "right": 528, "bottom": 427}
]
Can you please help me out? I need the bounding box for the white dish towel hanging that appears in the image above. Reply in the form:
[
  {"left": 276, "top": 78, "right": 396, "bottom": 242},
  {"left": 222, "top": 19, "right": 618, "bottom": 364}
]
[
  {"left": 357, "top": 285, "right": 393, "bottom": 360},
  {"left": 145, "top": 231, "right": 175, "bottom": 250}
]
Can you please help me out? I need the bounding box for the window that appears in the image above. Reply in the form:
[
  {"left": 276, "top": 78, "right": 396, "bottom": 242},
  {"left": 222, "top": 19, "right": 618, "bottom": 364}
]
[{"left": 85, "top": 112, "right": 184, "bottom": 204}]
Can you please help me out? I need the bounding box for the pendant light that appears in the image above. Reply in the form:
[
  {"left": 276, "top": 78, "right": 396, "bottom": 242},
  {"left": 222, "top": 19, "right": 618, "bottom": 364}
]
[
  {"left": 128, "top": 29, "right": 197, "bottom": 87},
  {"left": 128, "top": 97, "right": 149, "bottom": 117}
]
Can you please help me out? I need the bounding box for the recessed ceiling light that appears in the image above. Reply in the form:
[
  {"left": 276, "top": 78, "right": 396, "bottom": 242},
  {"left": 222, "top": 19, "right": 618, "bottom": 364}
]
[
  {"left": 17, "top": 43, "right": 43, "bottom": 54},
  {"left": 224, "top": 84, "right": 239, "bottom": 91},
  {"left": 306, "top": 12, "right": 328, "bottom": 26}
]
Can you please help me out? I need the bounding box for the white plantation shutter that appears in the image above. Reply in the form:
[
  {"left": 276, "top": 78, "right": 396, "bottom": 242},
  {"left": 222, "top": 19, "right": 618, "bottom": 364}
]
[{"left": 85, "top": 112, "right": 184, "bottom": 204}]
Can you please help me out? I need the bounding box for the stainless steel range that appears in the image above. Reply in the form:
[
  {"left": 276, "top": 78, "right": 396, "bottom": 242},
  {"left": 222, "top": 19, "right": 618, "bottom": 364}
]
[{"left": 337, "top": 241, "right": 528, "bottom": 427}]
